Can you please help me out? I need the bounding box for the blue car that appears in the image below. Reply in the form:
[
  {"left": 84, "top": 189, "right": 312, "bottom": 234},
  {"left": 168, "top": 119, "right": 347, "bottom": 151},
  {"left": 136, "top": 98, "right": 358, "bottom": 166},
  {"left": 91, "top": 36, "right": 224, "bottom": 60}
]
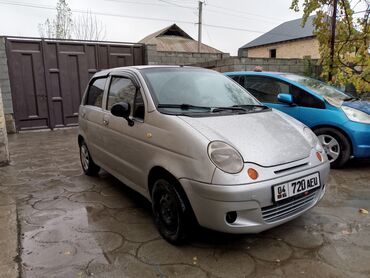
[{"left": 225, "top": 71, "right": 370, "bottom": 168}]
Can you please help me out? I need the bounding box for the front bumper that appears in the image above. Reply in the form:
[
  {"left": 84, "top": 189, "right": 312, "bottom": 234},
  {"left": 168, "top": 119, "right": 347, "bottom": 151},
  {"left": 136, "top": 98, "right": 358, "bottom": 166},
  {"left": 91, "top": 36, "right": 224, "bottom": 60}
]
[
  {"left": 344, "top": 121, "right": 370, "bottom": 158},
  {"left": 180, "top": 160, "right": 330, "bottom": 234}
]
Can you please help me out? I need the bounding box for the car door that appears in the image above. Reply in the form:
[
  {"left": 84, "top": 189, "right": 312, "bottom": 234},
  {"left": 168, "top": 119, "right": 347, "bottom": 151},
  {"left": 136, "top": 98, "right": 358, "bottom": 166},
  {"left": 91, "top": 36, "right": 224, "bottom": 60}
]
[
  {"left": 289, "top": 85, "right": 326, "bottom": 127},
  {"left": 239, "top": 75, "right": 301, "bottom": 119},
  {"left": 80, "top": 76, "right": 109, "bottom": 165},
  {"left": 100, "top": 74, "right": 148, "bottom": 192}
]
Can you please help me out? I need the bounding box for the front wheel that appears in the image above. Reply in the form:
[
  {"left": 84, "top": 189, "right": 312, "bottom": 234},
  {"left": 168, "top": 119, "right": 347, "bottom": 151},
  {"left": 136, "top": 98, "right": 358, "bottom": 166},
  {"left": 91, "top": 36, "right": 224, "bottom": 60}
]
[
  {"left": 315, "top": 128, "right": 351, "bottom": 168},
  {"left": 151, "top": 178, "right": 194, "bottom": 245}
]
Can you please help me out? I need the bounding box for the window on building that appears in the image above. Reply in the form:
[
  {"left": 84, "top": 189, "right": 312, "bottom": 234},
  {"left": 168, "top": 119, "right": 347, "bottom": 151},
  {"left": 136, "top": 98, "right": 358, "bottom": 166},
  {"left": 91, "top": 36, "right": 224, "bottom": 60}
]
[{"left": 269, "top": 49, "right": 277, "bottom": 58}]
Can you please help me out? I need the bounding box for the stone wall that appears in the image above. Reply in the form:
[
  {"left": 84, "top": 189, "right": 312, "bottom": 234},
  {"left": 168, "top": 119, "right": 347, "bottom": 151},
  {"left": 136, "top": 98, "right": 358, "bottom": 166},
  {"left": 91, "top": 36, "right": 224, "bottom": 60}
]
[
  {"left": 240, "top": 37, "right": 320, "bottom": 59},
  {"left": 145, "top": 44, "right": 230, "bottom": 66},
  {"left": 193, "top": 56, "right": 320, "bottom": 76},
  {"left": 0, "top": 38, "right": 15, "bottom": 133},
  {"left": 0, "top": 87, "right": 9, "bottom": 166}
]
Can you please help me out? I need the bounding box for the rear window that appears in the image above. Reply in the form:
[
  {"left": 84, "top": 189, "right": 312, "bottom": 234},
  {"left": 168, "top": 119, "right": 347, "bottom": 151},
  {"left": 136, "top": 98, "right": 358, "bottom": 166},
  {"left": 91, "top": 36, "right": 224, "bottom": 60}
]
[{"left": 85, "top": 77, "right": 107, "bottom": 107}]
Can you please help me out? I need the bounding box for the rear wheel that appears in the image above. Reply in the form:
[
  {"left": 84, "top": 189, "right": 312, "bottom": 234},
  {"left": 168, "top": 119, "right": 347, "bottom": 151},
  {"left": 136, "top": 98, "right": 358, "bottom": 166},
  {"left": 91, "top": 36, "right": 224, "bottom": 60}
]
[
  {"left": 151, "top": 177, "right": 194, "bottom": 245},
  {"left": 79, "top": 141, "right": 100, "bottom": 176},
  {"left": 314, "top": 128, "right": 351, "bottom": 168}
]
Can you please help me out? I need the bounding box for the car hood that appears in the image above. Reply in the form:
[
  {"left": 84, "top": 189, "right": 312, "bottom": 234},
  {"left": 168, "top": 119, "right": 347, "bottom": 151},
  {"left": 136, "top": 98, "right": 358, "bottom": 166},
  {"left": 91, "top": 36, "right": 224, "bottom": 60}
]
[
  {"left": 342, "top": 100, "right": 370, "bottom": 115},
  {"left": 178, "top": 110, "right": 312, "bottom": 167}
]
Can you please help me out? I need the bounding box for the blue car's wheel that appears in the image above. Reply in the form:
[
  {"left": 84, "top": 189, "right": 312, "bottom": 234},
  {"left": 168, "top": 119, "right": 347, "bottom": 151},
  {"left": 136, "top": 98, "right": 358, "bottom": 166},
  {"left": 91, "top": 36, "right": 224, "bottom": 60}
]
[{"left": 315, "top": 128, "right": 351, "bottom": 168}]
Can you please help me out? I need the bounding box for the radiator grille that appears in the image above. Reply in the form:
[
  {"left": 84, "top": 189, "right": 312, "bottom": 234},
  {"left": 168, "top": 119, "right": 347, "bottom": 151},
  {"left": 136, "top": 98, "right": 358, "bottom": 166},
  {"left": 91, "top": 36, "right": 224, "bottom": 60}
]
[{"left": 261, "top": 188, "right": 320, "bottom": 223}]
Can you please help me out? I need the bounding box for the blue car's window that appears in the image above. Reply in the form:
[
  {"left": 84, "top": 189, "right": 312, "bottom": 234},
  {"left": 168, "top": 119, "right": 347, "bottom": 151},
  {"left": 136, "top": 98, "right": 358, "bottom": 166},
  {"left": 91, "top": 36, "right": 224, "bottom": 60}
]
[
  {"left": 242, "top": 76, "right": 290, "bottom": 103},
  {"left": 291, "top": 86, "right": 325, "bottom": 109},
  {"left": 282, "top": 74, "right": 351, "bottom": 101}
]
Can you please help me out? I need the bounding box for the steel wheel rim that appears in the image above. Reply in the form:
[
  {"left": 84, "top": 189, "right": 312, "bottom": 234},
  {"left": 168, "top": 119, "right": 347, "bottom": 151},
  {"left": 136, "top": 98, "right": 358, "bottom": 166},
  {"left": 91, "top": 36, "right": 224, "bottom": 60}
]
[
  {"left": 154, "top": 181, "right": 179, "bottom": 234},
  {"left": 159, "top": 193, "right": 177, "bottom": 227},
  {"left": 80, "top": 145, "right": 89, "bottom": 171},
  {"left": 318, "top": 134, "right": 340, "bottom": 163}
]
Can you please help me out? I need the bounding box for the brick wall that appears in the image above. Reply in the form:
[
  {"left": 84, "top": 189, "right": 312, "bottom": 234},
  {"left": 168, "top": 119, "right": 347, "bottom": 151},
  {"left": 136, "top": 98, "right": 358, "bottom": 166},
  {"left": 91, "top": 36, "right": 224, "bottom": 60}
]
[
  {"left": 193, "top": 56, "right": 320, "bottom": 76},
  {"left": 0, "top": 38, "right": 15, "bottom": 133},
  {"left": 0, "top": 87, "right": 9, "bottom": 166},
  {"left": 240, "top": 37, "right": 320, "bottom": 59},
  {"left": 146, "top": 44, "right": 229, "bottom": 66}
]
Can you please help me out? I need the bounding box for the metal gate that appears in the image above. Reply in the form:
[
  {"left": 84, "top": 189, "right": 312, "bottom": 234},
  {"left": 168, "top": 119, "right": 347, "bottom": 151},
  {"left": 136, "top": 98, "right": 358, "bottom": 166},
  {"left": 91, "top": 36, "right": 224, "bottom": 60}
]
[{"left": 5, "top": 37, "right": 146, "bottom": 131}]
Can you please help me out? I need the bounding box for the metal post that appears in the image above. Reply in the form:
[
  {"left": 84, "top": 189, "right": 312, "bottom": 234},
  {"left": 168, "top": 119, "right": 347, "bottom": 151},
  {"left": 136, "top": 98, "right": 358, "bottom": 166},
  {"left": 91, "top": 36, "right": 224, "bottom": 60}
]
[
  {"left": 329, "top": 0, "right": 338, "bottom": 82},
  {"left": 197, "top": 1, "right": 203, "bottom": 53}
]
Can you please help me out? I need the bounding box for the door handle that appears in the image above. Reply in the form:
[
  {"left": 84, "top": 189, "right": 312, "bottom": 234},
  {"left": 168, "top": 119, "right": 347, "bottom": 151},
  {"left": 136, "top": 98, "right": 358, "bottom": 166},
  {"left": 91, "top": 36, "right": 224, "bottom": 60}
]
[{"left": 103, "top": 119, "right": 109, "bottom": 125}]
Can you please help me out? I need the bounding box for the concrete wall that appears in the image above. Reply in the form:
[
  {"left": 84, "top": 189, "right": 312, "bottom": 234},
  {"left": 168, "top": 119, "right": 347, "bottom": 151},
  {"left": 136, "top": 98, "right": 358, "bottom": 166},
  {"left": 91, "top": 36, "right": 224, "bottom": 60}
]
[
  {"left": 0, "top": 38, "right": 15, "bottom": 133},
  {"left": 146, "top": 44, "right": 229, "bottom": 66},
  {"left": 0, "top": 87, "right": 9, "bottom": 166},
  {"left": 240, "top": 37, "right": 320, "bottom": 59},
  {"left": 193, "top": 56, "right": 320, "bottom": 76}
]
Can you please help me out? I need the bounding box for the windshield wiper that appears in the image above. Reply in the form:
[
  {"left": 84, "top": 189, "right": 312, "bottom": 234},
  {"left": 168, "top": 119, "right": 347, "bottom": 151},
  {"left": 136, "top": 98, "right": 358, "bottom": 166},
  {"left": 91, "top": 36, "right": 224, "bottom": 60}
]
[
  {"left": 157, "top": 104, "right": 212, "bottom": 111},
  {"left": 212, "top": 106, "right": 248, "bottom": 113},
  {"left": 343, "top": 97, "right": 361, "bottom": 102},
  {"left": 212, "top": 105, "right": 270, "bottom": 113},
  {"left": 235, "top": 104, "right": 270, "bottom": 109}
]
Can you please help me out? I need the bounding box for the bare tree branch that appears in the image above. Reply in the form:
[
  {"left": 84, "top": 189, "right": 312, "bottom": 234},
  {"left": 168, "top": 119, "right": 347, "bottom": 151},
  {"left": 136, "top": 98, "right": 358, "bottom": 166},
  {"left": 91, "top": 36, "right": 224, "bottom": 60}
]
[{"left": 72, "top": 10, "right": 106, "bottom": 41}]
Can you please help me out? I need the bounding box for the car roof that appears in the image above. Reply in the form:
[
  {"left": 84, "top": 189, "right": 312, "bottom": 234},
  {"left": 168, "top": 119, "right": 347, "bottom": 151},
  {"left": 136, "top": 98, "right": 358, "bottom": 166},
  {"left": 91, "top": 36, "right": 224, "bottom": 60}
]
[
  {"left": 93, "top": 65, "right": 207, "bottom": 78},
  {"left": 225, "top": 71, "right": 288, "bottom": 77}
]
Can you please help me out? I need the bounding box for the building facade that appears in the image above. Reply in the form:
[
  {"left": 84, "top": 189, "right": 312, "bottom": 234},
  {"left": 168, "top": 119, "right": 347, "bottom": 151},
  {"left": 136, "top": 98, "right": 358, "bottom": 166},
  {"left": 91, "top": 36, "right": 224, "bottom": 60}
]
[
  {"left": 241, "top": 37, "right": 320, "bottom": 59},
  {"left": 239, "top": 16, "right": 319, "bottom": 59}
]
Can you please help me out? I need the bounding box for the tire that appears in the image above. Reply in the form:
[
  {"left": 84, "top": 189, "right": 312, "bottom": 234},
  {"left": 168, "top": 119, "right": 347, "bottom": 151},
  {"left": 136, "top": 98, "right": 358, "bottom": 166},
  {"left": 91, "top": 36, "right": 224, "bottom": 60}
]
[
  {"left": 314, "top": 127, "right": 351, "bottom": 168},
  {"left": 79, "top": 141, "right": 100, "bottom": 176},
  {"left": 151, "top": 177, "right": 194, "bottom": 245}
]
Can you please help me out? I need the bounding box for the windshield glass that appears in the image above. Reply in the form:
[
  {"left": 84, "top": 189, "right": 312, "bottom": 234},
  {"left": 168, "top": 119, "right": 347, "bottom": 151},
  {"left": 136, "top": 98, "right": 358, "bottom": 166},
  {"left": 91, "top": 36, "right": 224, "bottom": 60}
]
[
  {"left": 282, "top": 74, "right": 352, "bottom": 101},
  {"left": 141, "top": 67, "right": 260, "bottom": 113}
]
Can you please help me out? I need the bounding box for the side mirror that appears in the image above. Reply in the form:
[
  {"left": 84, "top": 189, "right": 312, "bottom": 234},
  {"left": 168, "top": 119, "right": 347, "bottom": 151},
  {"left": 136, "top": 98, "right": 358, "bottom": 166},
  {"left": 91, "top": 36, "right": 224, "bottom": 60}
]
[
  {"left": 277, "top": 93, "right": 294, "bottom": 105},
  {"left": 111, "top": 102, "right": 134, "bottom": 126}
]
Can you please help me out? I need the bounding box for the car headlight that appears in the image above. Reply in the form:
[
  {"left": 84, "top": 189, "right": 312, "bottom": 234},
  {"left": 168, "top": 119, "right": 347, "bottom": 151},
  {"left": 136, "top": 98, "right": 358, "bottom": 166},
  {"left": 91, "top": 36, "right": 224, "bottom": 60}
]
[
  {"left": 342, "top": 106, "right": 370, "bottom": 124},
  {"left": 303, "top": 127, "right": 324, "bottom": 152},
  {"left": 208, "top": 141, "right": 244, "bottom": 174}
]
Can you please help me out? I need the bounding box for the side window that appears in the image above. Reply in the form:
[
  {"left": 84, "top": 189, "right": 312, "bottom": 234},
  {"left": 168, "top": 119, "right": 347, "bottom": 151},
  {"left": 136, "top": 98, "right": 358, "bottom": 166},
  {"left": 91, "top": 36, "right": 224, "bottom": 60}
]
[
  {"left": 291, "top": 86, "right": 325, "bottom": 109},
  {"left": 230, "top": 75, "right": 242, "bottom": 85},
  {"left": 244, "top": 76, "right": 289, "bottom": 103},
  {"left": 107, "top": 77, "right": 145, "bottom": 120},
  {"left": 133, "top": 91, "right": 145, "bottom": 120},
  {"left": 86, "top": 77, "right": 107, "bottom": 107}
]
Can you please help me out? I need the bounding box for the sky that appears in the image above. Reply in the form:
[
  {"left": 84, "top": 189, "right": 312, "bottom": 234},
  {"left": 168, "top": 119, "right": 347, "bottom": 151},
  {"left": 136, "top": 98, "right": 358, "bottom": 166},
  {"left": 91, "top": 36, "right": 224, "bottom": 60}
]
[{"left": 0, "top": 0, "right": 306, "bottom": 55}]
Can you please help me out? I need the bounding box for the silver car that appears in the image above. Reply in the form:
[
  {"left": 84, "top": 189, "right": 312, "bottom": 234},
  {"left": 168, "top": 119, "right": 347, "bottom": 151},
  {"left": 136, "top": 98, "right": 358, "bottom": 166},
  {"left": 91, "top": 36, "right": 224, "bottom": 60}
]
[{"left": 78, "top": 66, "right": 330, "bottom": 244}]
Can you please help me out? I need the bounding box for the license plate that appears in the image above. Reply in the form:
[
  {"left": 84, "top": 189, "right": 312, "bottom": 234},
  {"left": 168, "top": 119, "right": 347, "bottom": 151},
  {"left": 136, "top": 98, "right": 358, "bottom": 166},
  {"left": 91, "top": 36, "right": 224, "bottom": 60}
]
[{"left": 273, "top": 172, "right": 320, "bottom": 202}]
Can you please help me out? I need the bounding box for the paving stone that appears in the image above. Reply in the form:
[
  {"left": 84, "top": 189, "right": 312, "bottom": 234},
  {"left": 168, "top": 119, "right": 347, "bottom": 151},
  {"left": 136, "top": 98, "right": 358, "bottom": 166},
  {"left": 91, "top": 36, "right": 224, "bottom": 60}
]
[
  {"left": 244, "top": 238, "right": 293, "bottom": 262},
  {"left": 319, "top": 241, "right": 370, "bottom": 272},
  {"left": 0, "top": 129, "right": 369, "bottom": 278}
]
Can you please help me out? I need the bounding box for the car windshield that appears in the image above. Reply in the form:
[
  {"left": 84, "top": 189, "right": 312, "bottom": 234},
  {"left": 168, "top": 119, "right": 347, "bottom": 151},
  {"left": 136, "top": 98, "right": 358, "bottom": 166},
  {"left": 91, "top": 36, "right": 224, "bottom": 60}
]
[
  {"left": 141, "top": 67, "right": 261, "bottom": 114},
  {"left": 282, "top": 74, "right": 353, "bottom": 101}
]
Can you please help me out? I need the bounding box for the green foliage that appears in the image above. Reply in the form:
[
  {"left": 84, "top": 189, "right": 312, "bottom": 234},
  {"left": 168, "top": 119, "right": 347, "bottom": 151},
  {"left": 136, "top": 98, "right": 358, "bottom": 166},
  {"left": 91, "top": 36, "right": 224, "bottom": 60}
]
[
  {"left": 291, "top": 0, "right": 370, "bottom": 93},
  {"left": 303, "top": 57, "right": 322, "bottom": 79},
  {"left": 38, "top": 0, "right": 72, "bottom": 39}
]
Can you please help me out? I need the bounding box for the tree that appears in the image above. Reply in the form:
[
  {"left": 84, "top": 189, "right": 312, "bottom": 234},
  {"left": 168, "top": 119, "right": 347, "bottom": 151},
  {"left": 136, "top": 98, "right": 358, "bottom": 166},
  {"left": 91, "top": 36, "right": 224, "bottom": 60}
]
[
  {"left": 291, "top": 0, "right": 370, "bottom": 93},
  {"left": 73, "top": 11, "right": 106, "bottom": 41},
  {"left": 38, "top": 0, "right": 72, "bottom": 39}
]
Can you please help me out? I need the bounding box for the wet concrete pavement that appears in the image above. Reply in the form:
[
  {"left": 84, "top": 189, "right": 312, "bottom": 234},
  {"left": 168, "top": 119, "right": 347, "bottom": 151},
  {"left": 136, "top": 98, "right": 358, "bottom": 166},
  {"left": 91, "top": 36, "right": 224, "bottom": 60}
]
[{"left": 0, "top": 128, "right": 369, "bottom": 278}]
